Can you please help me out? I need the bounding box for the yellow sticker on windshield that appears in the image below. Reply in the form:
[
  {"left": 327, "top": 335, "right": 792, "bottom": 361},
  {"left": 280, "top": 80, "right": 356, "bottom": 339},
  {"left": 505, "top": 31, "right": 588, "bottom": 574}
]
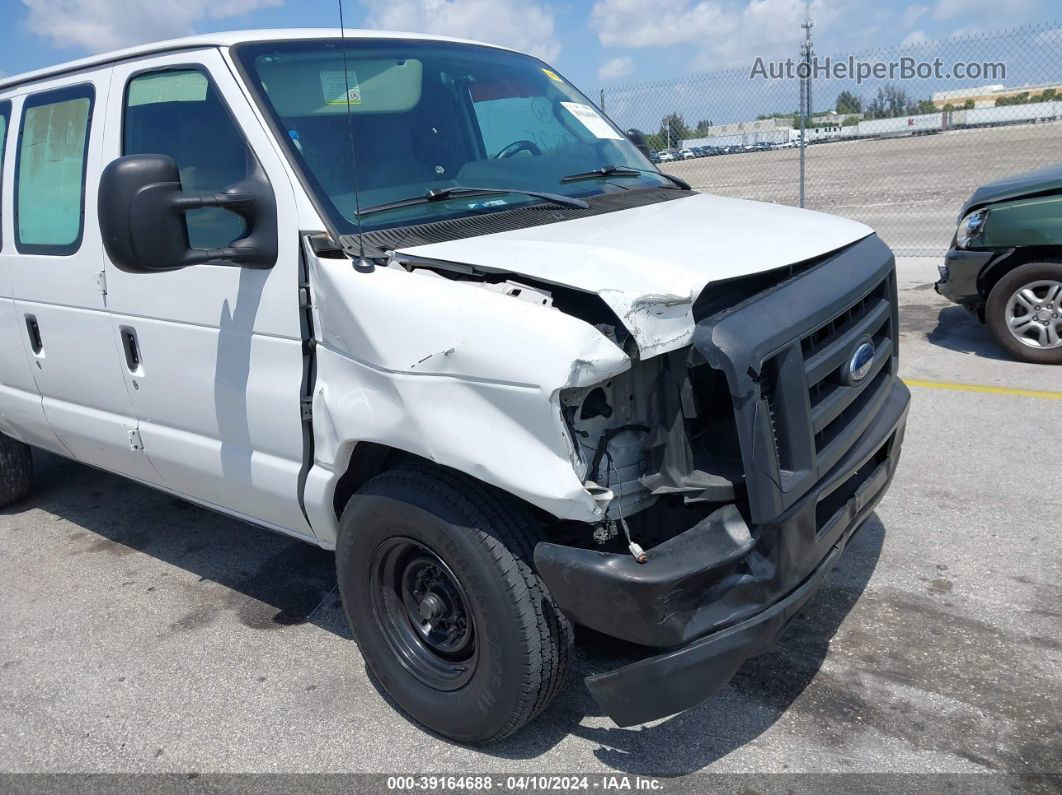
[
  {"left": 321, "top": 69, "right": 362, "bottom": 105},
  {"left": 541, "top": 68, "right": 564, "bottom": 83}
]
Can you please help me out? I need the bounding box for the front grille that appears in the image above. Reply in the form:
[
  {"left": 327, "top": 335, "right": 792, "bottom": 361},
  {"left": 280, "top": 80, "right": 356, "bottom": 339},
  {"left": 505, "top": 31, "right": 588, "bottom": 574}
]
[
  {"left": 802, "top": 277, "right": 895, "bottom": 472},
  {"left": 692, "top": 234, "right": 898, "bottom": 523},
  {"left": 759, "top": 273, "right": 896, "bottom": 482}
]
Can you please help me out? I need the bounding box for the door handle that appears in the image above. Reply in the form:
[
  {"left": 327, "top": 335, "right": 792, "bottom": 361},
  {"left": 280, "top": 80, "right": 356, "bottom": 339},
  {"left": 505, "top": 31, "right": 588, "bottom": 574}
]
[
  {"left": 25, "top": 315, "right": 43, "bottom": 354},
  {"left": 120, "top": 327, "right": 142, "bottom": 372}
]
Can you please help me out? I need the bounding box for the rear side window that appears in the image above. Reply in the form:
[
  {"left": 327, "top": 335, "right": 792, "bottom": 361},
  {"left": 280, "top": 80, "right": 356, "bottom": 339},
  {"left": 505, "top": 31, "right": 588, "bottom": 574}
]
[
  {"left": 123, "top": 68, "right": 254, "bottom": 250},
  {"left": 15, "top": 85, "right": 94, "bottom": 255},
  {"left": 0, "top": 100, "right": 10, "bottom": 250}
]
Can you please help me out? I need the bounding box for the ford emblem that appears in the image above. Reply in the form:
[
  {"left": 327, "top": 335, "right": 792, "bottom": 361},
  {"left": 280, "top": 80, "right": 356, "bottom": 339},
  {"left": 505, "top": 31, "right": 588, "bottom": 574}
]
[{"left": 848, "top": 341, "right": 876, "bottom": 383}]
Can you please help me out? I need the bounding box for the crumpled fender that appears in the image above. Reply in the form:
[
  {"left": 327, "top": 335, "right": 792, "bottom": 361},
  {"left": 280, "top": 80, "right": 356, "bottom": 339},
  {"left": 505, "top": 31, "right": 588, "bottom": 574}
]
[{"left": 300, "top": 258, "right": 632, "bottom": 546}]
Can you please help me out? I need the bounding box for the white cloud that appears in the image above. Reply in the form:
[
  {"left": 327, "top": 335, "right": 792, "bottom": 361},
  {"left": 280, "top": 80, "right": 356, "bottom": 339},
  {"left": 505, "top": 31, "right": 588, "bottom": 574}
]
[
  {"left": 901, "top": 29, "right": 929, "bottom": 46},
  {"left": 901, "top": 3, "right": 929, "bottom": 26},
  {"left": 597, "top": 55, "right": 635, "bottom": 80},
  {"left": 591, "top": 0, "right": 859, "bottom": 71},
  {"left": 360, "top": 0, "right": 561, "bottom": 62},
  {"left": 590, "top": 0, "right": 736, "bottom": 48},
  {"left": 21, "top": 0, "right": 282, "bottom": 53},
  {"left": 693, "top": 0, "right": 849, "bottom": 71}
]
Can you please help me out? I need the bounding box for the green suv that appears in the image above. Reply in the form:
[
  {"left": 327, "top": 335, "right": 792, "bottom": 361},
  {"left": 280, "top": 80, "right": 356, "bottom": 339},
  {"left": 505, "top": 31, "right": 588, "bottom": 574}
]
[{"left": 936, "top": 164, "right": 1062, "bottom": 364}]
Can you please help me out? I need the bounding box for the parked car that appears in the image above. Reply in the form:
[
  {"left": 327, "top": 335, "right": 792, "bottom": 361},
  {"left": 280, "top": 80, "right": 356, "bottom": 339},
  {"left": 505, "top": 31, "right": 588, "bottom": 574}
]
[
  {"left": 656, "top": 150, "right": 677, "bottom": 162},
  {"left": 679, "top": 148, "right": 695, "bottom": 159},
  {"left": 0, "top": 28, "right": 909, "bottom": 743},
  {"left": 936, "top": 163, "right": 1062, "bottom": 363}
]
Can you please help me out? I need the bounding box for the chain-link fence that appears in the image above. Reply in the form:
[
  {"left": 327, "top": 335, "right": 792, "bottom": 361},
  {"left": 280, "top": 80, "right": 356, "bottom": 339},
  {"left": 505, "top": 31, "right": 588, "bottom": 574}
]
[{"left": 599, "top": 22, "right": 1062, "bottom": 256}]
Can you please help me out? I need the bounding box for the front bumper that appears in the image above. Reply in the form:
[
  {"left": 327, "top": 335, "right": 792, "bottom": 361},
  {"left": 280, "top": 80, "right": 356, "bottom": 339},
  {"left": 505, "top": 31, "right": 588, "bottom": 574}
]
[
  {"left": 536, "top": 380, "right": 908, "bottom": 726},
  {"left": 935, "top": 247, "right": 1000, "bottom": 306}
]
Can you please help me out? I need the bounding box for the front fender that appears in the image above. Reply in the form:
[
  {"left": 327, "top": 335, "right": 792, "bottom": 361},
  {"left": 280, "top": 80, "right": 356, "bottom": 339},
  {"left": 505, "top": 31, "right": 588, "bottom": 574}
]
[{"left": 300, "top": 259, "right": 632, "bottom": 547}]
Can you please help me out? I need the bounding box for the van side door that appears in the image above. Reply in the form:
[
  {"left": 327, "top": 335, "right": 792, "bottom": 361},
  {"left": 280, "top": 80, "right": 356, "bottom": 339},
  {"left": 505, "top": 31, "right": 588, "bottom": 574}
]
[
  {"left": 4, "top": 71, "right": 160, "bottom": 481},
  {"left": 0, "top": 94, "right": 65, "bottom": 452},
  {"left": 102, "top": 51, "right": 313, "bottom": 538}
]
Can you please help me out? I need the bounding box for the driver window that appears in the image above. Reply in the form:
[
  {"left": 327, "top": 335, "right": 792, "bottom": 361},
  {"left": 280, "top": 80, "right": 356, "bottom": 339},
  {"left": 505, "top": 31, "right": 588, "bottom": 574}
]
[
  {"left": 123, "top": 68, "right": 253, "bottom": 249},
  {"left": 470, "top": 90, "right": 579, "bottom": 158}
]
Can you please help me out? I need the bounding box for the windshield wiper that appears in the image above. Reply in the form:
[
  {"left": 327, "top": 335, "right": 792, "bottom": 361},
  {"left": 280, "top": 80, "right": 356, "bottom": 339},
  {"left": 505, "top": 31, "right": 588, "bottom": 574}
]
[
  {"left": 561, "top": 165, "right": 691, "bottom": 191},
  {"left": 357, "top": 186, "right": 588, "bottom": 217}
]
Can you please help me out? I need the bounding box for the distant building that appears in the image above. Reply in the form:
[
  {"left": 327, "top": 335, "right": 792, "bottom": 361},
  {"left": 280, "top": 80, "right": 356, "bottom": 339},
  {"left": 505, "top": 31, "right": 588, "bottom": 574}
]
[
  {"left": 681, "top": 117, "right": 793, "bottom": 148},
  {"left": 931, "top": 83, "right": 1062, "bottom": 109},
  {"left": 811, "top": 110, "right": 862, "bottom": 125}
]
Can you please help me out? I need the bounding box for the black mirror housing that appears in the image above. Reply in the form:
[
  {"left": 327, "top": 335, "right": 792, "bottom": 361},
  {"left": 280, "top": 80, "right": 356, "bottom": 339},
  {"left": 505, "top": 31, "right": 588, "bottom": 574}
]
[
  {"left": 626, "top": 128, "right": 652, "bottom": 160},
  {"left": 99, "top": 154, "right": 277, "bottom": 273}
]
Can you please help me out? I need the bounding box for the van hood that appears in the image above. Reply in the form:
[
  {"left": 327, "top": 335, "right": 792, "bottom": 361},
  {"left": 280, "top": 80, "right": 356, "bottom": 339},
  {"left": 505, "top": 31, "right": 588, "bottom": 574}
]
[{"left": 396, "top": 192, "right": 874, "bottom": 358}]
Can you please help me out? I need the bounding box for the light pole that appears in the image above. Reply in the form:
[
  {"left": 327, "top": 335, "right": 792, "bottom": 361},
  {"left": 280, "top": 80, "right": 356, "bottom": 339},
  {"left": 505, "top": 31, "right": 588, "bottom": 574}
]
[{"left": 799, "top": 3, "right": 813, "bottom": 208}]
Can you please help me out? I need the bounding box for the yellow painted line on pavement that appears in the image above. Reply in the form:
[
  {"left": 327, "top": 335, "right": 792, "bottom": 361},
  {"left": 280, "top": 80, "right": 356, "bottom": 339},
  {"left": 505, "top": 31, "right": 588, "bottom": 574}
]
[{"left": 904, "top": 378, "right": 1062, "bottom": 400}]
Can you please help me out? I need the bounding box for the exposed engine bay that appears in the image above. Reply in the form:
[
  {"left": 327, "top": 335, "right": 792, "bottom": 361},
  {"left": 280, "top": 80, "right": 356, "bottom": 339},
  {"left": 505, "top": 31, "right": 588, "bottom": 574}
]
[{"left": 560, "top": 349, "right": 748, "bottom": 554}]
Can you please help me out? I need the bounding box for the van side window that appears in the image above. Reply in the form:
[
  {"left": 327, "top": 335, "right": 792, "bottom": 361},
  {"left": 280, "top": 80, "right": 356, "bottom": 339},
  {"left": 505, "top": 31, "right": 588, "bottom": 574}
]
[
  {"left": 123, "top": 68, "right": 253, "bottom": 250},
  {"left": 0, "top": 100, "right": 10, "bottom": 250},
  {"left": 15, "top": 85, "right": 94, "bottom": 255}
]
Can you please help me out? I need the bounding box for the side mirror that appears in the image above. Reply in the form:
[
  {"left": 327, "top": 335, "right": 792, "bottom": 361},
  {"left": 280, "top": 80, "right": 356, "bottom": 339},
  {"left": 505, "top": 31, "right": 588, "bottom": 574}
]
[
  {"left": 98, "top": 154, "right": 277, "bottom": 273},
  {"left": 625, "top": 128, "right": 652, "bottom": 160}
]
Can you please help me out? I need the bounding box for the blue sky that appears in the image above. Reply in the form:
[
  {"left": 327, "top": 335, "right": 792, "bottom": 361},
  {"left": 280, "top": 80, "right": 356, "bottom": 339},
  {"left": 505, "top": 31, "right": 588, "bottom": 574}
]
[{"left": 1, "top": 0, "right": 1059, "bottom": 127}]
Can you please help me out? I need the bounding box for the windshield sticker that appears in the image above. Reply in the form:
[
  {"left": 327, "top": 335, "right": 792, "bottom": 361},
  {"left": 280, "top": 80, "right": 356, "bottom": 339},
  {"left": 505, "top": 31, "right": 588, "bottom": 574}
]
[
  {"left": 541, "top": 68, "right": 564, "bottom": 83},
  {"left": 560, "top": 102, "right": 623, "bottom": 140},
  {"left": 321, "top": 70, "right": 362, "bottom": 106}
]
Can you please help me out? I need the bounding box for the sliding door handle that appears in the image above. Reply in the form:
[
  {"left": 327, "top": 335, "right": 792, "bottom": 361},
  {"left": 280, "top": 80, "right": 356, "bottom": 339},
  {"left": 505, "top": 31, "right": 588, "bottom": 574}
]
[
  {"left": 120, "top": 327, "right": 142, "bottom": 372},
  {"left": 24, "top": 315, "right": 43, "bottom": 354}
]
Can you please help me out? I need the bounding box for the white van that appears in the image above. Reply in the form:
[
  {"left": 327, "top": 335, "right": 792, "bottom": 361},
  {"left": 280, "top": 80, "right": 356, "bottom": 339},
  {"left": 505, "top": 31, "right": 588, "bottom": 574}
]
[{"left": 0, "top": 29, "right": 909, "bottom": 743}]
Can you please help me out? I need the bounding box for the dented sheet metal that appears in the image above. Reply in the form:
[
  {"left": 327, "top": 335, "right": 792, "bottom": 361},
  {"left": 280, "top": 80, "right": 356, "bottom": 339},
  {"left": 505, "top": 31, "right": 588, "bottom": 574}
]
[
  {"left": 395, "top": 192, "right": 872, "bottom": 357},
  {"left": 302, "top": 255, "right": 632, "bottom": 545}
]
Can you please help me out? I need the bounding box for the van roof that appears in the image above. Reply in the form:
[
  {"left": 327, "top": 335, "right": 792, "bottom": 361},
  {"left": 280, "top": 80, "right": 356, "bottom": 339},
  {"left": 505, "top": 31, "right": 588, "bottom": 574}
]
[{"left": 0, "top": 28, "right": 514, "bottom": 92}]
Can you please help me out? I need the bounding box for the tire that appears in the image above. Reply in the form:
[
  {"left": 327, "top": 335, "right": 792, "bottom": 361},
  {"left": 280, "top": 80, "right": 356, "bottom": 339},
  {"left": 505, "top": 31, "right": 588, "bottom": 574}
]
[
  {"left": 986, "top": 261, "right": 1062, "bottom": 364},
  {"left": 335, "top": 463, "right": 572, "bottom": 744},
  {"left": 0, "top": 433, "right": 32, "bottom": 507}
]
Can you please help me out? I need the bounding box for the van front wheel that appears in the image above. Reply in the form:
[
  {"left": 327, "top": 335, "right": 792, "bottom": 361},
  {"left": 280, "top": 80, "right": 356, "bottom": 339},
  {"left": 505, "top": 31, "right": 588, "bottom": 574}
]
[
  {"left": 335, "top": 464, "right": 572, "bottom": 744},
  {"left": 0, "top": 433, "right": 32, "bottom": 507}
]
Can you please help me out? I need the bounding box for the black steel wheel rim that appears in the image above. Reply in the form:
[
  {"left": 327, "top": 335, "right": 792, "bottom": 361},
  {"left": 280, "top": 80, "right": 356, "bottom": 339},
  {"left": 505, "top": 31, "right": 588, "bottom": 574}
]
[{"left": 369, "top": 536, "right": 477, "bottom": 691}]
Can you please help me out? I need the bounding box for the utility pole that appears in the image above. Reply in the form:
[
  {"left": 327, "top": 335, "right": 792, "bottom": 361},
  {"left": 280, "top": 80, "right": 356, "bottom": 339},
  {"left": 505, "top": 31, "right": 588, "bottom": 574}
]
[{"left": 799, "top": 1, "right": 814, "bottom": 208}]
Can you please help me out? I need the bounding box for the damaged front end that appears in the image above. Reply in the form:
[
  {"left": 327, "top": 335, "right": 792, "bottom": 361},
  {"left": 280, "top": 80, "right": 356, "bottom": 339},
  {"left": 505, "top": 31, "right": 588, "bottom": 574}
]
[
  {"left": 536, "top": 234, "right": 911, "bottom": 727},
  {"left": 559, "top": 345, "right": 745, "bottom": 554}
]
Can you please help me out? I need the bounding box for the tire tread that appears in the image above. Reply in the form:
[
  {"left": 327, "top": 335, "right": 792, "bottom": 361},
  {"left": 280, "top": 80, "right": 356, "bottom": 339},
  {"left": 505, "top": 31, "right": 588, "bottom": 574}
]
[
  {"left": 0, "top": 433, "right": 32, "bottom": 508},
  {"left": 341, "top": 463, "right": 572, "bottom": 743}
]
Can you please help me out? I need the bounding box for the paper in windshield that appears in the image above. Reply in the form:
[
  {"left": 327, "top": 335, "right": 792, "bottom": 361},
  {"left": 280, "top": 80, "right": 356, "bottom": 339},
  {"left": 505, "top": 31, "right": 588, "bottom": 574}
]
[
  {"left": 321, "top": 70, "right": 362, "bottom": 106},
  {"left": 560, "top": 102, "right": 623, "bottom": 140}
]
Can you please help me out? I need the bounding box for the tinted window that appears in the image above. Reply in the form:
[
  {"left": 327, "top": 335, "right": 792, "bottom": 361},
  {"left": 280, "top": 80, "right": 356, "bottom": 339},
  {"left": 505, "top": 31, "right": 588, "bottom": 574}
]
[
  {"left": 16, "top": 86, "right": 94, "bottom": 254},
  {"left": 0, "top": 100, "right": 9, "bottom": 249},
  {"left": 123, "top": 68, "right": 252, "bottom": 249}
]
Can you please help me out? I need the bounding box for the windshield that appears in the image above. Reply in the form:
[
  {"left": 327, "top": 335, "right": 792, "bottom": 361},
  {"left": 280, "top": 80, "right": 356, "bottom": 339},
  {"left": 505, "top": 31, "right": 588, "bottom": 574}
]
[{"left": 234, "top": 39, "right": 668, "bottom": 233}]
